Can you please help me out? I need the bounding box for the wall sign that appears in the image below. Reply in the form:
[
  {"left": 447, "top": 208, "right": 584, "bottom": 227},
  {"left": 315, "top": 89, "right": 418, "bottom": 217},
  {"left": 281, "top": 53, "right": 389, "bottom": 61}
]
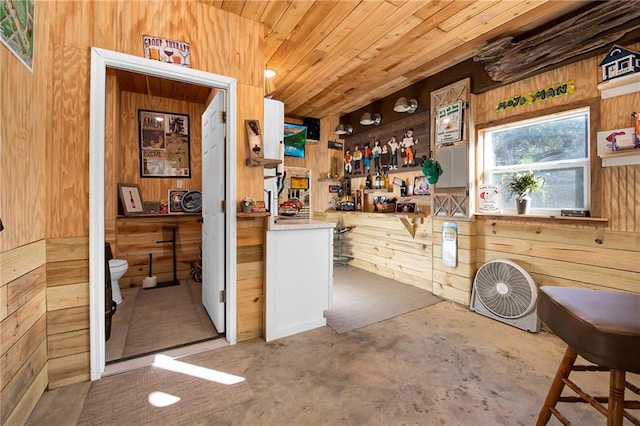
[
  {"left": 435, "top": 101, "right": 463, "bottom": 144},
  {"left": 1, "top": 0, "right": 35, "bottom": 71},
  {"left": 496, "top": 81, "right": 575, "bottom": 111},
  {"left": 142, "top": 35, "right": 191, "bottom": 67}
]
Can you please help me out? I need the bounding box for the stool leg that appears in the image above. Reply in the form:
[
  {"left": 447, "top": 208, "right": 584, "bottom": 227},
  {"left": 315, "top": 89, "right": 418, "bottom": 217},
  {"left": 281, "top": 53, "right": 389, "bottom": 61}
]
[
  {"left": 608, "top": 369, "right": 625, "bottom": 426},
  {"left": 537, "top": 346, "right": 577, "bottom": 426}
]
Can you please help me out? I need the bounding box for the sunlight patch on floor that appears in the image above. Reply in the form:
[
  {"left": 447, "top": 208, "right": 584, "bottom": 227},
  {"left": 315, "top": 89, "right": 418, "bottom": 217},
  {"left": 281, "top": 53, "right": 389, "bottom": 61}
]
[
  {"left": 152, "top": 354, "right": 245, "bottom": 385},
  {"left": 148, "top": 391, "right": 181, "bottom": 407}
]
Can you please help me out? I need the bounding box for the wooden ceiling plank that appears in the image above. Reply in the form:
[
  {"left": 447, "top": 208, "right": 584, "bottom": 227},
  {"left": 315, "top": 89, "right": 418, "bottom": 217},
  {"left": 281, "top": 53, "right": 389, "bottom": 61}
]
[
  {"left": 221, "top": 0, "right": 245, "bottom": 15},
  {"left": 260, "top": 0, "right": 294, "bottom": 36},
  {"left": 272, "top": 48, "right": 330, "bottom": 96},
  {"left": 240, "top": 0, "right": 270, "bottom": 21},
  {"left": 413, "top": 0, "right": 459, "bottom": 21},
  {"left": 266, "top": 1, "right": 341, "bottom": 71},
  {"left": 457, "top": 0, "right": 552, "bottom": 43},
  {"left": 437, "top": 0, "right": 502, "bottom": 33},
  {"left": 263, "top": 0, "right": 316, "bottom": 59}
]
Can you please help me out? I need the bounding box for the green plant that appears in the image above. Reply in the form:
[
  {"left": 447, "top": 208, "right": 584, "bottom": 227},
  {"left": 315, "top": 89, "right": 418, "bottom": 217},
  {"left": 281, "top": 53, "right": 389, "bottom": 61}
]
[
  {"left": 241, "top": 197, "right": 256, "bottom": 206},
  {"left": 504, "top": 171, "right": 544, "bottom": 200}
]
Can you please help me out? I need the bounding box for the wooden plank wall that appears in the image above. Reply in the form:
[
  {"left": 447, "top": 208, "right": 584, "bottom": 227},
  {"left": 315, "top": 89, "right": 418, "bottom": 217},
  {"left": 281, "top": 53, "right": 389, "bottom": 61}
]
[
  {"left": 2, "top": 0, "right": 265, "bottom": 402},
  {"left": 111, "top": 216, "right": 202, "bottom": 288},
  {"left": 236, "top": 217, "right": 267, "bottom": 341},
  {"left": 318, "top": 212, "right": 433, "bottom": 291},
  {"left": 45, "top": 238, "right": 91, "bottom": 389},
  {"left": 0, "top": 241, "right": 48, "bottom": 426}
]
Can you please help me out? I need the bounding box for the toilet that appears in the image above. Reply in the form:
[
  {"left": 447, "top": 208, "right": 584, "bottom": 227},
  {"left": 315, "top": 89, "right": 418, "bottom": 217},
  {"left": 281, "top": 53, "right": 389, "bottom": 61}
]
[{"left": 108, "top": 259, "right": 128, "bottom": 305}]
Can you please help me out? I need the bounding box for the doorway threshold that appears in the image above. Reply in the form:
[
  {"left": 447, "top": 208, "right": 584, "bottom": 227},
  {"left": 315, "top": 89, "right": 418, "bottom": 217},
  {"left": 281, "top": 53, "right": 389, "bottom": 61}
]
[{"left": 102, "top": 337, "right": 229, "bottom": 378}]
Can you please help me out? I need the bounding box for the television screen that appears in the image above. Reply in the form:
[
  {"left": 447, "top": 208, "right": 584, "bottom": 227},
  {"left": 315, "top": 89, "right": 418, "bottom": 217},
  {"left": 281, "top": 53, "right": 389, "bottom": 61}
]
[{"left": 284, "top": 123, "right": 306, "bottom": 158}]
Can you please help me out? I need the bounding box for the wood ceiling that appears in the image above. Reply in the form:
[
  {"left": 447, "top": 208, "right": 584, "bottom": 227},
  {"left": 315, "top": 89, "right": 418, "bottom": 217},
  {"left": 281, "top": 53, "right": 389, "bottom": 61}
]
[{"left": 203, "top": 0, "right": 595, "bottom": 119}]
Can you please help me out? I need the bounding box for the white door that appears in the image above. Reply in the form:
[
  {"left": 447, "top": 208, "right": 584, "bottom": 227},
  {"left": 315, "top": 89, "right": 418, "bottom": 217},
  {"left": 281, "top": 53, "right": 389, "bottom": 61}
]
[{"left": 201, "top": 90, "right": 226, "bottom": 332}]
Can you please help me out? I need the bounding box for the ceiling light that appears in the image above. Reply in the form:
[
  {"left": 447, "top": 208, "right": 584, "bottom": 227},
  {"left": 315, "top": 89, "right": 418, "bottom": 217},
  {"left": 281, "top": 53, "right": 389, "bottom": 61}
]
[
  {"left": 360, "top": 112, "right": 382, "bottom": 126},
  {"left": 393, "top": 97, "right": 419, "bottom": 113},
  {"left": 335, "top": 124, "right": 347, "bottom": 135},
  {"left": 264, "top": 69, "right": 277, "bottom": 78}
]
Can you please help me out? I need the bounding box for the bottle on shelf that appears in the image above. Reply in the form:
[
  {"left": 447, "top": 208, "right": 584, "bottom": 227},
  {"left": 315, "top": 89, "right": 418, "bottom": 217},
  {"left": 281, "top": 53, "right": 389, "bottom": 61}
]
[
  {"left": 375, "top": 173, "right": 382, "bottom": 189},
  {"left": 400, "top": 179, "right": 407, "bottom": 197},
  {"left": 383, "top": 170, "right": 390, "bottom": 189},
  {"left": 365, "top": 174, "right": 372, "bottom": 190}
]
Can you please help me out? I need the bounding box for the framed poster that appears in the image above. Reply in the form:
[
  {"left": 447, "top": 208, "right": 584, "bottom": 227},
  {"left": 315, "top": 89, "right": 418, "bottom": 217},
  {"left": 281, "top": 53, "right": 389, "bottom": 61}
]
[
  {"left": 117, "top": 183, "right": 144, "bottom": 216},
  {"left": 478, "top": 184, "right": 500, "bottom": 213},
  {"left": 413, "top": 176, "right": 431, "bottom": 195},
  {"left": 436, "top": 101, "right": 463, "bottom": 144},
  {"left": 139, "top": 110, "right": 191, "bottom": 178},
  {"left": 284, "top": 123, "right": 306, "bottom": 158}
]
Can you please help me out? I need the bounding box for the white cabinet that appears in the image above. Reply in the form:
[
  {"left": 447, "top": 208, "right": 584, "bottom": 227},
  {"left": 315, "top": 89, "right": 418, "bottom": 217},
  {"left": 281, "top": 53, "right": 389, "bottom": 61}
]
[
  {"left": 265, "top": 223, "right": 334, "bottom": 342},
  {"left": 436, "top": 143, "right": 468, "bottom": 188},
  {"left": 263, "top": 98, "right": 284, "bottom": 215}
]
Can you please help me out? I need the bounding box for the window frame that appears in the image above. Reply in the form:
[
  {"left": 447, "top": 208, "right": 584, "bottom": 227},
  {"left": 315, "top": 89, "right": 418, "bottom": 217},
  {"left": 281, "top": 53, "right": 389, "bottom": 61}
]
[{"left": 477, "top": 105, "right": 594, "bottom": 216}]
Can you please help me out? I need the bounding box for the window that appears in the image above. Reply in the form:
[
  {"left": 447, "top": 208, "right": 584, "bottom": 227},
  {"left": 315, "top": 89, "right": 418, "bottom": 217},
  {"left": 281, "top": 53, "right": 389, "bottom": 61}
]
[{"left": 481, "top": 108, "right": 590, "bottom": 215}]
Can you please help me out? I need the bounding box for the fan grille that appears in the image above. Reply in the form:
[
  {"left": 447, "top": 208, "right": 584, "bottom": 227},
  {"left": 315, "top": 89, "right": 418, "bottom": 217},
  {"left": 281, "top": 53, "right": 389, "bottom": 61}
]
[{"left": 474, "top": 260, "right": 536, "bottom": 319}]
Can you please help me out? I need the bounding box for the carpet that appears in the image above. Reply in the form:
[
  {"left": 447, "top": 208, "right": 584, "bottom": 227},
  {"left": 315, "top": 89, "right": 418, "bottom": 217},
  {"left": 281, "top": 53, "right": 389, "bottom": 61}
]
[
  {"left": 122, "top": 281, "right": 218, "bottom": 358},
  {"left": 77, "top": 348, "right": 253, "bottom": 425},
  {"left": 325, "top": 266, "right": 442, "bottom": 333}
]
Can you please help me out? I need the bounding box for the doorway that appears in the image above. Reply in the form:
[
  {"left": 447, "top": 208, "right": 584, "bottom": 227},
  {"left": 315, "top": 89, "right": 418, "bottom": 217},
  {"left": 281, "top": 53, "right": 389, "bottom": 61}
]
[{"left": 89, "top": 47, "right": 238, "bottom": 380}]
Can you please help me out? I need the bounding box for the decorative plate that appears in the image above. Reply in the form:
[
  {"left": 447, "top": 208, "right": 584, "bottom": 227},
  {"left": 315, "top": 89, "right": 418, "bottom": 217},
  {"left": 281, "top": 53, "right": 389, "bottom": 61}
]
[{"left": 181, "top": 190, "right": 202, "bottom": 213}]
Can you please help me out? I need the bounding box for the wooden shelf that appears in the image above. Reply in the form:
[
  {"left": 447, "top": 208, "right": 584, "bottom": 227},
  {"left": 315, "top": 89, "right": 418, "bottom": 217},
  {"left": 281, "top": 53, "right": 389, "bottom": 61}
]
[
  {"left": 475, "top": 212, "right": 608, "bottom": 225},
  {"left": 237, "top": 211, "right": 271, "bottom": 218},
  {"left": 599, "top": 149, "right": 640, "bottom": 167},
  {"left": 364, "top": 188, "right": 394, "bottom": 194},
  {"left": 245, "top": 157, "right": 282, "bottom": 168}
]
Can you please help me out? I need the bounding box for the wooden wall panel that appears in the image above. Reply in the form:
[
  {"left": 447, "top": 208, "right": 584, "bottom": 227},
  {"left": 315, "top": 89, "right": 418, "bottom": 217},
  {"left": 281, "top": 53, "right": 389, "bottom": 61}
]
[
  {"left": 0, "top": 242, "right": 47, "bottom": 426},
  {"left": 475, "top": 42, "right": 640, "bottom": 233},
  {"left": 236, "top": 217, "right": 267, "bottom": 341},
  {"left": 47, "top": 352, "right": 90, "bottom": 389},
  {"left": 117, "top": 91, "right": 204, "bottom": 208}
]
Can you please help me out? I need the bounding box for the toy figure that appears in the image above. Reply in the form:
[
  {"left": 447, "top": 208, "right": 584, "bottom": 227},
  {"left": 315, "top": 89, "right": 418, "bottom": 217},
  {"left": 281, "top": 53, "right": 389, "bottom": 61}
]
[
  {"left": 353, "top": 145, "right": 363, "bottom": 174},
  {"left": 387, "top": 136, "right": 400, "bottom": 170},
  {"left": 401, "top": 128, "right": 418, "bottom": 167},
  {"left": 344, "top": 150, "right": 353, "bottom": 174},
  {"left": 372, "top": 140, "right": 382, "bottom": 173},
  {"left": 362, "top": 143, "right": 372, "bottom": 174},
  {"left": 380, "top": 144, "right": 390, "bottom": 172}
]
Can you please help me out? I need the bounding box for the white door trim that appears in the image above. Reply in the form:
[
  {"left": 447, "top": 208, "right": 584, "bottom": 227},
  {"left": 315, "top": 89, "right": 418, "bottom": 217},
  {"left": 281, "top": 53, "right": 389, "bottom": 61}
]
[{"left": 89, "top": 47, "right": 237, "bottom": 381}]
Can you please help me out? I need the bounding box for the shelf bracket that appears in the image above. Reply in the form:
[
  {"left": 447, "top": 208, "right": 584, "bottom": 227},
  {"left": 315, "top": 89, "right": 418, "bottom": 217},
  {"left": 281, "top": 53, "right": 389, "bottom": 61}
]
[{"left": 399, "top": 217, "right": 416, "bottom": 238}]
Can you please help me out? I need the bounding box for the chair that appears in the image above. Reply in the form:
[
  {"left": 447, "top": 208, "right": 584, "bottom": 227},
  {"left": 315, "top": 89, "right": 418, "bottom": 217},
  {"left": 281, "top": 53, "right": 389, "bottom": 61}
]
[{"left": 536, "top": 286, "right": 640, "bottom": 425}]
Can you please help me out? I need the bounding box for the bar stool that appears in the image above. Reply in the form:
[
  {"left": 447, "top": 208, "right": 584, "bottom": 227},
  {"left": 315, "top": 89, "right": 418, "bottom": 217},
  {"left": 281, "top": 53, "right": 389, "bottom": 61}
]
[{"left": 536, "top": 286, "right": 640, "bottom": 426}]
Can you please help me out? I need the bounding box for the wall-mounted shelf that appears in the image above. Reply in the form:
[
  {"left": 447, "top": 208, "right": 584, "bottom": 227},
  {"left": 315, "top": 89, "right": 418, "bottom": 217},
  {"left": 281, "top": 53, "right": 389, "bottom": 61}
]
[
  {"left": 246, "top": 157, "right": 282, "bottom": 168},
  {"left": 599, "top": 149, "right": 640, "bottom": 167},
  {"left": 597, "top": 73, "right": 640, "bottom": 99},
  {"left": 364, "top": 188, "right": 394, "bottom": 194}
]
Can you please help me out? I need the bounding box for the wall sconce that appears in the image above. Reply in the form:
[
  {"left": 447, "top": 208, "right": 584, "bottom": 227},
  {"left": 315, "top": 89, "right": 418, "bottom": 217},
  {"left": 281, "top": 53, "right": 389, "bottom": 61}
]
[
  {"left": 360, "top": 112, "right": 382, "bottom": 126},
  {"left": 264, "top": 68, "right": 276, "bottom": 98},
  {"left": 335, "top": 123, "right": 354, "bottom": 135},
  {"left": 393, "top": 97, "right": 418, "bottom": 113}
]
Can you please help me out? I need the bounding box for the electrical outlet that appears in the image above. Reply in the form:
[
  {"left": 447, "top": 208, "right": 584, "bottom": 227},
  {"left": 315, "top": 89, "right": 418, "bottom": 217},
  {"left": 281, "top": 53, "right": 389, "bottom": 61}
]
[{"left": 176, "top": 180, "right": 183, "bottom": 188}]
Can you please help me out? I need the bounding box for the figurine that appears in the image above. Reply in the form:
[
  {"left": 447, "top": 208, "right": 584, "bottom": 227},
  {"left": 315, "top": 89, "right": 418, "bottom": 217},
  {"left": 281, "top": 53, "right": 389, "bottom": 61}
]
[
  {"left": 401, "top": 128, "right": 418, "bottom": 167},
  {"left": 387, "top": 136, "right": 400, "bottom": 170},
  {"left": 380, "top": 143, "right": 390, "bottom": 173},
  {"left": 344, "top": 150, "right": 353, "bottom": 174},
  {"left": 353, "top": 145, "right": 363, "bottom": 174},
  {"left": 372, "top": 140, "right": 382, "bottom": 174},
  {"left": 362, "top": 143, "right": 372, "bottom": 174}
]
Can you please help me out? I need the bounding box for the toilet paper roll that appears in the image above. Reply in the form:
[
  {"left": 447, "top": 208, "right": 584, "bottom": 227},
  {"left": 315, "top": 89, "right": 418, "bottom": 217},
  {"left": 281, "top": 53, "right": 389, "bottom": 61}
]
[{"left": 142, "top": 276, "right": 157, "bottom": 288}]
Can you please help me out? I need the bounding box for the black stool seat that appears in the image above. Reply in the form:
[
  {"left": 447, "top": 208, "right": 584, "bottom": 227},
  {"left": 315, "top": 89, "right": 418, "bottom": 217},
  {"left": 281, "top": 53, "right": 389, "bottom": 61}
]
[
  {"left": 538, "top": 286, "right": 640, "bottom": 373},
  {"left": 536, "top": 286, "right": 640, "bottom": 426}
]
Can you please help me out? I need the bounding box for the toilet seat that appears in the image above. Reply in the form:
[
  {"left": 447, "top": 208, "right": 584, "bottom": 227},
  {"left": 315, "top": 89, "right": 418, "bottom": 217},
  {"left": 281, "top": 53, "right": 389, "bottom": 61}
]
[{"left": 109, "top": 259, "right": 127, "bottom": 269}]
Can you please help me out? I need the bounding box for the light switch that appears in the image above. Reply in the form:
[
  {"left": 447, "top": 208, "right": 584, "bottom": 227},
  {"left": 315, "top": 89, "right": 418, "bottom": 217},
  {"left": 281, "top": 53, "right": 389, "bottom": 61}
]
[{"left": 176, "top": 180, "right": 183, "bottom": 188}]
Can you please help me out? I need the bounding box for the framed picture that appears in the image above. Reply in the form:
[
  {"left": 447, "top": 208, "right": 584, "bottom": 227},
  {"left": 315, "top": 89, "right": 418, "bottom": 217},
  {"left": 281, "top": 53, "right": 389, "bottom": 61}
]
[
  {"left": 118, "top": 183, "right": 144, "bottom": 216},
  {"left": 413, "top": 176, "right": 431, "bottom": 195},
  {"left": 168, "top": 189, "right": 189, "bottom": 214},
  {"left": 143, "top": 202, "right": 161, "bottom": 214},
  {"left": 396, "top": 202, "right": 416, "bottom": 213},
  {"left": 139, "top": 109, "right": 191, "bottom": 178},
  {"left": 284, "top": 123, "right": 306, "bottom": 158},
  {"left": 436, "top": 101, "right": 463, "bottom": 144},
  {"left": 245, "top": 119, "right": 264, "bottom": 158}
]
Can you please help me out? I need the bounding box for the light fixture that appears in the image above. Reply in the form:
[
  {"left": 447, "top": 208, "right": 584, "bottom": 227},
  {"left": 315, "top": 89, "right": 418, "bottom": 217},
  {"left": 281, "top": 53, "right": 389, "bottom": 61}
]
[
  {"left": 359, "top": 112, "right": 382, "bottom": 126},
  {"left": 393, "top": 97, "right": 419, "bottom": 113},
  {"left": 335, "top": 124, "right": 347, "bottom": 135},
  {"left": 264, "top": 68, "right": 276, "bottom": 98}
]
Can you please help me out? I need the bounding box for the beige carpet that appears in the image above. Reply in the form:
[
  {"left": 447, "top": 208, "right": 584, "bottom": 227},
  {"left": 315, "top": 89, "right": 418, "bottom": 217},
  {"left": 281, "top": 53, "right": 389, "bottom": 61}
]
[
  {"left": 77, "top": 347, "right": 253, "bottom": 425},
  {"left": 122, "top": 281, "right": 218, "bottom": 358},
  {"left": 325, "top": 266, "right": 442, "bottom": 333}
]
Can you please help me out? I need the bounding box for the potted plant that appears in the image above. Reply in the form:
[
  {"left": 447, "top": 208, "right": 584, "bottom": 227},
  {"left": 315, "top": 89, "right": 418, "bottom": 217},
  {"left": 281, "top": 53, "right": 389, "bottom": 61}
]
[
  {"left": 504, "top": 171, "right": 544, "bottom": 214},
  {"left": 240, "top": 197, "right": 256, "bottom": 213}
]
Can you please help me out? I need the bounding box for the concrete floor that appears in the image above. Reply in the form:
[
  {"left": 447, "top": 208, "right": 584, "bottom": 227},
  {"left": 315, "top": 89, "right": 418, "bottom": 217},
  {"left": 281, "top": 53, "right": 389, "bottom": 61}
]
[{"left": 27, "top": 301, "right": 636, "bottom": 425}]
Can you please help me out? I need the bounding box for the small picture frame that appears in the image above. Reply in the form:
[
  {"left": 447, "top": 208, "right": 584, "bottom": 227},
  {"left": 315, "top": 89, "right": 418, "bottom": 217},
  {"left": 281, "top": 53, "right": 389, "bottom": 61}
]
[
  {"left": 245, "top": 119, "right": 263, "bottom": 158},
  {"left": 118, "top": 183, "right": 144, "bottom": 216},
  {"left": 168, "top": 189, "right": 189, "bottom": 214},
  {"left": 396, "top": 202, "right": 416, "bottom": 213},
  {"left": 143, "top": 202, "right": 161, "bottom": 214},
  {"left": 413, "top": 176, "right": 431, "bottom": 195}
]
